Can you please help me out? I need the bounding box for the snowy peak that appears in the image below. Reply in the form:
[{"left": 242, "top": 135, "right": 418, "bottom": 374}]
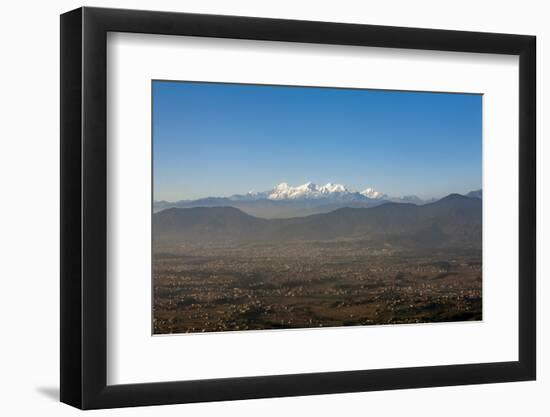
[
  {"left": 320, "top": 183, "right": 349, "bottom": 194},
  {"left": 219, "top": 181, "right": 389, "bottom": 202},
  {"left": 268, "top": 182, "right": 353, "bottom": 200},
  {"left": 274, "top": 182, "right": 290, "bottom": 191},
  {"left": 360, "top": 187, "right": 384, "bottom": 199}
]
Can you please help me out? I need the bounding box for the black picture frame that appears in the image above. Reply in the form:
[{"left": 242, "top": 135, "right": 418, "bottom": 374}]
[{"left": 60, "top": 6, "right": 536, "bottom": 410}]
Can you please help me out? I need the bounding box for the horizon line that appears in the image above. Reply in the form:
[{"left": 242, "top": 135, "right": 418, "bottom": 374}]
[{"left": 153, "top": 189, "right": 482, "bottom": 203}]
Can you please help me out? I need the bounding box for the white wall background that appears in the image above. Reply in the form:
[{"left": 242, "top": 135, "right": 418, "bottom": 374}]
[{"left": 0, "top": 0, "right": 546, "bottom": 415}]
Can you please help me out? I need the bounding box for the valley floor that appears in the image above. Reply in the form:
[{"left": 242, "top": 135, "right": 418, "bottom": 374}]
[{"left": 152, "top": 240, "right": 482, "bottom": 334}]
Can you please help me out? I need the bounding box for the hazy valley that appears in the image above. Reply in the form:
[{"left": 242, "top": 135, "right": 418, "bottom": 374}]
[{"left": 153, "top": 191, "right": 482, "bottom": 334}]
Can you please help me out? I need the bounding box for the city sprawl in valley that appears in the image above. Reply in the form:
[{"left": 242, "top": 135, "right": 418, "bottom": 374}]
[{"left": 153, "top": 188, "right": 482, "bottom": 334}]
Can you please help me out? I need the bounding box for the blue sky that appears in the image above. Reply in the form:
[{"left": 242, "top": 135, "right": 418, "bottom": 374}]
[{"left": 153, "top": 81, "right": 482, "bottom": 201}]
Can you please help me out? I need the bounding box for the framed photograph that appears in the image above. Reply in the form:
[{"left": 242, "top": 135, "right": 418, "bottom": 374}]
[{"left": 60, "top": 7, "right": 536, "bottom": 409}]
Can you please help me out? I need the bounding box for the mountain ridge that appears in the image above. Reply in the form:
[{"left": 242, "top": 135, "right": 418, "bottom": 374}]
[
  {"left": 154, "top": 185, "right": 482, "bottom": 219},
  {"left": 153, "top": 193, "right": 482, "bottom": 248}
]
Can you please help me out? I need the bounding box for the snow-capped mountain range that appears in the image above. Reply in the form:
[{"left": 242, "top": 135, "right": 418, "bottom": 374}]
[
  {"left": 154, "top": 182, "right": 481, "bottom": 218},
  {"left": 231, "top": 181, "right": 385, "bottom": 201}
]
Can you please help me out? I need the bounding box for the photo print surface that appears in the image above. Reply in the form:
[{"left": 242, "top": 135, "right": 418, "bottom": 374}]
[{"left": 152, "top": 80, "right": 482, "bottom": 335}]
